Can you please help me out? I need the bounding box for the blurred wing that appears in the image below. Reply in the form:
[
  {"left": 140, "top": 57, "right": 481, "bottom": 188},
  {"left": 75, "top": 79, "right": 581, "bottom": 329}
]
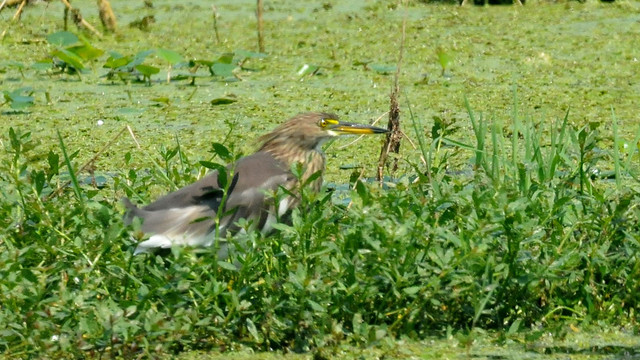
[{"left": 124, "top": 151, "right": 293, "bottom": 253}]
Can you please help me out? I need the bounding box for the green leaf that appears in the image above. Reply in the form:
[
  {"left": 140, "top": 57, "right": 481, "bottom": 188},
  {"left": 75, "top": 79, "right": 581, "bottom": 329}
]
[
  {"left": 210, "top": 97, "right": 237, "bottom": 106},
  {"left": 150, "top": 97, "right": 170, "bottom": 105},
  {"left": 217, "top": 261, "right": 238, "bottom": 271},
  {"left": 246, "top": 319, "right": 261, "bottom": 342},
  {"left": 211, "top": 62, "right": 236, "bottom": 77},
  {"left": 507, "top": 318, "right": 522, "bottom": 336},
  {"left": 67, "top": 44, "right": 104, "bottom": 61},
  {"left": 216, "top": 53, "right": 234, "bottom": 64},
  {"left": 52, "top": 48, "right": 85, "bottom": 70},
  {"left": 131, "top": 50, "right": 155, "bottom": 67},
  {"left": 302, "top": 170, "right": 322, "bottom": 187},
  {"left": 199, "top": 161, "right": 225, "bottom": 171},
  {"left": 57, "top": 130, "right": 84, "bottom": 206},
  {"left": 135, "top": 64, "right": 160, "bottom": 76},
  {"left": 21, "top": 268, "right": 38, "bottom": 283},
  {"left": 46, "top": 31, "right": 79, "bottom": 46},
  {"left": 47, "top": 150, "right": 60, "bottom": 179},
  {"left": 369, "top": 64, "right": 396, "bottom": 74},
  {"left": 32, "top": 59, "right": 54, "bottom": 71},
  {"left": 33, "top": 170, "right": 46, "bottom": 195},
  {"left": 307, "top": 299, "right": 326, "bottom": 313},
  {"left": 403, "top": 286, "right": 422, "bottom": 295},
  {"left": 157, "top": 48, "right": 183, "bottom": 64},
  {"left": 190, "top": 59, "right": 214, "bottom": 67},
  {"left": 211, "top": 142, "right": 231, "bottom": 161},
  {"left": 436, "top": 48, "right": 452, "bottom": 70},
  {"left": 4, "top": 87, "right": 35, "bottom": 109},
  {"left": 355, "top": 180, "right": 370, "bottom": 205},
  {"left": 104, "top": 54, "right": 132, "bottom": 69}
]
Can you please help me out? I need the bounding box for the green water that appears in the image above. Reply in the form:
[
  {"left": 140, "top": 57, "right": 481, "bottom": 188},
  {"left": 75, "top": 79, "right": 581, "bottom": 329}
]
[{"left": 2, "top": 0, "right": 639, "bottom": 183}]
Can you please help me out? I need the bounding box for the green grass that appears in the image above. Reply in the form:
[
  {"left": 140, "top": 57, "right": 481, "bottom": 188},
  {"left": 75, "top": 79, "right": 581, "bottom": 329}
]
[{"left": 1, "top": 94, "right": 639, "bottom": 358}]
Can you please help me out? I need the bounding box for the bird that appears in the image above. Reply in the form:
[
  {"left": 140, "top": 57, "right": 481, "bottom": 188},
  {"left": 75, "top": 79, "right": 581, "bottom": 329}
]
[{"left": 124, "top": 112, "right": 388, "bottom": 254}]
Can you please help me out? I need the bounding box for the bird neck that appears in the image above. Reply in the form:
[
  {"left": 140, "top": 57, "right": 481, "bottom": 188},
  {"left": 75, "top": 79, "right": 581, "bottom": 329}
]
[{"left": 259, "top": 142, "right": 326, "bottom": 192}]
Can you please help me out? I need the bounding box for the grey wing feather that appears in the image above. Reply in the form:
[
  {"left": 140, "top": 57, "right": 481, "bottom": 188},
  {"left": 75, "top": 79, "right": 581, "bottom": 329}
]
[{"left": 123, "top": 151, "right": 294, "bottom": 244}]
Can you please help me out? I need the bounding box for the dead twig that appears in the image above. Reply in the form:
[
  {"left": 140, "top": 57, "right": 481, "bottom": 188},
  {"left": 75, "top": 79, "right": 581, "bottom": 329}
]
[
  {"left": 376, "top": 0, "right": 406, "bottom": 183},
  {"left": 398, "top": 130, "right": 426, "bottom": 166},
  {"left": 212, "top": 5, "right": 221, "bottom": 44},
  {"left": 60, "top": 0, "right": 103, "bottom": 38},
  {"left": 126, "top": 125, "right": 141, "bottom": 149},
  {"left": 11, "top": 0, "right": 25, "bottom": 20},
  {"left": 256, "top": 0, "right": 264, "bottom": 52},
  {"left": 98, "top": 0, "right": 117, "bottom": 33},
  {"left": 0, "top": 0, "right": 26, "bottom": 39}
]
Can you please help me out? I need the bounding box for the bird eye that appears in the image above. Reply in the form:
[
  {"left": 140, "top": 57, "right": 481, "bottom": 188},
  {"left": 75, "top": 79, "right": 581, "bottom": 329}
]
[{"left": 319, "top": 118, "right": 327, "bottom": 127}]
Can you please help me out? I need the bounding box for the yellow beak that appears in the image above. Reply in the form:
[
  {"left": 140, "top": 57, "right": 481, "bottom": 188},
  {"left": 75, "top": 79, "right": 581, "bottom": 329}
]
[{"left": 327, "top": 121, "right": 389, "bottom": 135}]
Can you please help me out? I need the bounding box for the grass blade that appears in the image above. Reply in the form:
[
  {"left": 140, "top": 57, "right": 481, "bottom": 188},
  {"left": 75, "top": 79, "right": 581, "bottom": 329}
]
[
  {"left": 610, "top": 106, "right": 621, "bottom": 190},
  {"left": 57, "top": 130, "right": 84, "bottom": 206}
]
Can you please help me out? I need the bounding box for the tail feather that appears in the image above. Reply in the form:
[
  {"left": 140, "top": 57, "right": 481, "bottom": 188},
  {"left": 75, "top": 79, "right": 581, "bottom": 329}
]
[{"left": 122, "top": 197, "right": 143, "bottom": 224}]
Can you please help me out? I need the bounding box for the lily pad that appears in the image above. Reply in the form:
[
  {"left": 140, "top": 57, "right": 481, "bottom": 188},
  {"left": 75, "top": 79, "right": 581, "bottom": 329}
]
[
  {"left": 46, "top": 31, "right": 79, "bottom": 47},
  {"left": 3, "top": 87, "right": 35, "bottom": 110},
  {"left": 369, "top": 64, "right": 396, "bottom": 74},
  {"left": 67, "top": 44, "right": 104, "bottom": 61},
  {"left": 134, "top": 64, "right": 160, "bottom": 76},
  {"left": 157, "top": 48, "right": 184, "bottom": 64},
  {"left": 211, "top": 62, "right": 236, "bottom": 77},
  {"left": 104, "top": 53, "right": 132, "bottom": 70},
  {"left": 150, "top": 97, "right": 170, "bottom": 105},
  {"left": 51, "top": 49, "right": 85, "bottom": 70}
]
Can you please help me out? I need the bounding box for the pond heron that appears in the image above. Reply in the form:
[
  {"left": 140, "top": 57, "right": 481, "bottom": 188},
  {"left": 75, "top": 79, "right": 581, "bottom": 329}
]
[{"left": 124, "top": 112, "right": 388, "bottom": 254}]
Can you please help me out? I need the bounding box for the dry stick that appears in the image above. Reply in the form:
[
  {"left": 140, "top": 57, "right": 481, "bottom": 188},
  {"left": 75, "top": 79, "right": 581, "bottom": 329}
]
[
  {"left": 0, "top": 0, "right": 26, "bottom": 39},
  {"left": 97, "top": 0, "right": 117, "bottom": 33},
  {"left": 376, "top": 0, "right": 407, "bottom": 183},
  {"left": 256, "top": 0, "right": 264, "bottom": 52},
  {"left": 212, "top": 5, "right": 221, "bottom": 44},
  {"left": 60, "top": 0, "right": 103, "bottom": 38},
  {"left": 45, "top": 125, "right": 133, "bottom": 202},
  {"left": 63, "top": 3, "right": 69, "bottom": 30},
  {"left": 398, "top": 130, "right": 426, "bottom": 166},
  {"left": 126, "top": 125, "right": 141, "bottom": 149},
  {"left": 0, "top": 0, "right": 7, "bottom": 13},
  {"left": 11, "top": 0, "right": 25, "bottom": 20},
  {"left": 347, "top": 118, "right": 421, "bottom": 210}
]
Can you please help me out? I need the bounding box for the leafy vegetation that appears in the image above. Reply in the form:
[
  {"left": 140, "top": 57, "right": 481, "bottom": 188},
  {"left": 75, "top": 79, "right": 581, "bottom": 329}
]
[
  {"left": 1, "top": 94, "right": 639, "bottom": 357},
  {"left": 2, "top": 87, "right": 35, "bottom": 110}
]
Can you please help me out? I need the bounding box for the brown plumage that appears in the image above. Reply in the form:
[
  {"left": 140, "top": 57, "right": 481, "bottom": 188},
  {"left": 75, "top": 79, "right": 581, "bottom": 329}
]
[{"left": 124, "top": 112, "right": 387, "bottom": 254}]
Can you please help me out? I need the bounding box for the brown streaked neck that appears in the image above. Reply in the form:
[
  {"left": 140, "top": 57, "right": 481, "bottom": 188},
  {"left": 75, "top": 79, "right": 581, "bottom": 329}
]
[{"left": 258, "top": 139, "right": 326, "bottom": 192}]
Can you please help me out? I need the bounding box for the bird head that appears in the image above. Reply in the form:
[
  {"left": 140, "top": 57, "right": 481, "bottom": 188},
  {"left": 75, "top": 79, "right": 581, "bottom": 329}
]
[{"left": 259, "top": 112, "right": 388, "bottom": 152}]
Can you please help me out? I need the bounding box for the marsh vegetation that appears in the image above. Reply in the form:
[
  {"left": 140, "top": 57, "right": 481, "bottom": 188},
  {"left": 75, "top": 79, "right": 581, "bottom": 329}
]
[{"left": 1, "top": 0, "right": 639, "bottom": 358}]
